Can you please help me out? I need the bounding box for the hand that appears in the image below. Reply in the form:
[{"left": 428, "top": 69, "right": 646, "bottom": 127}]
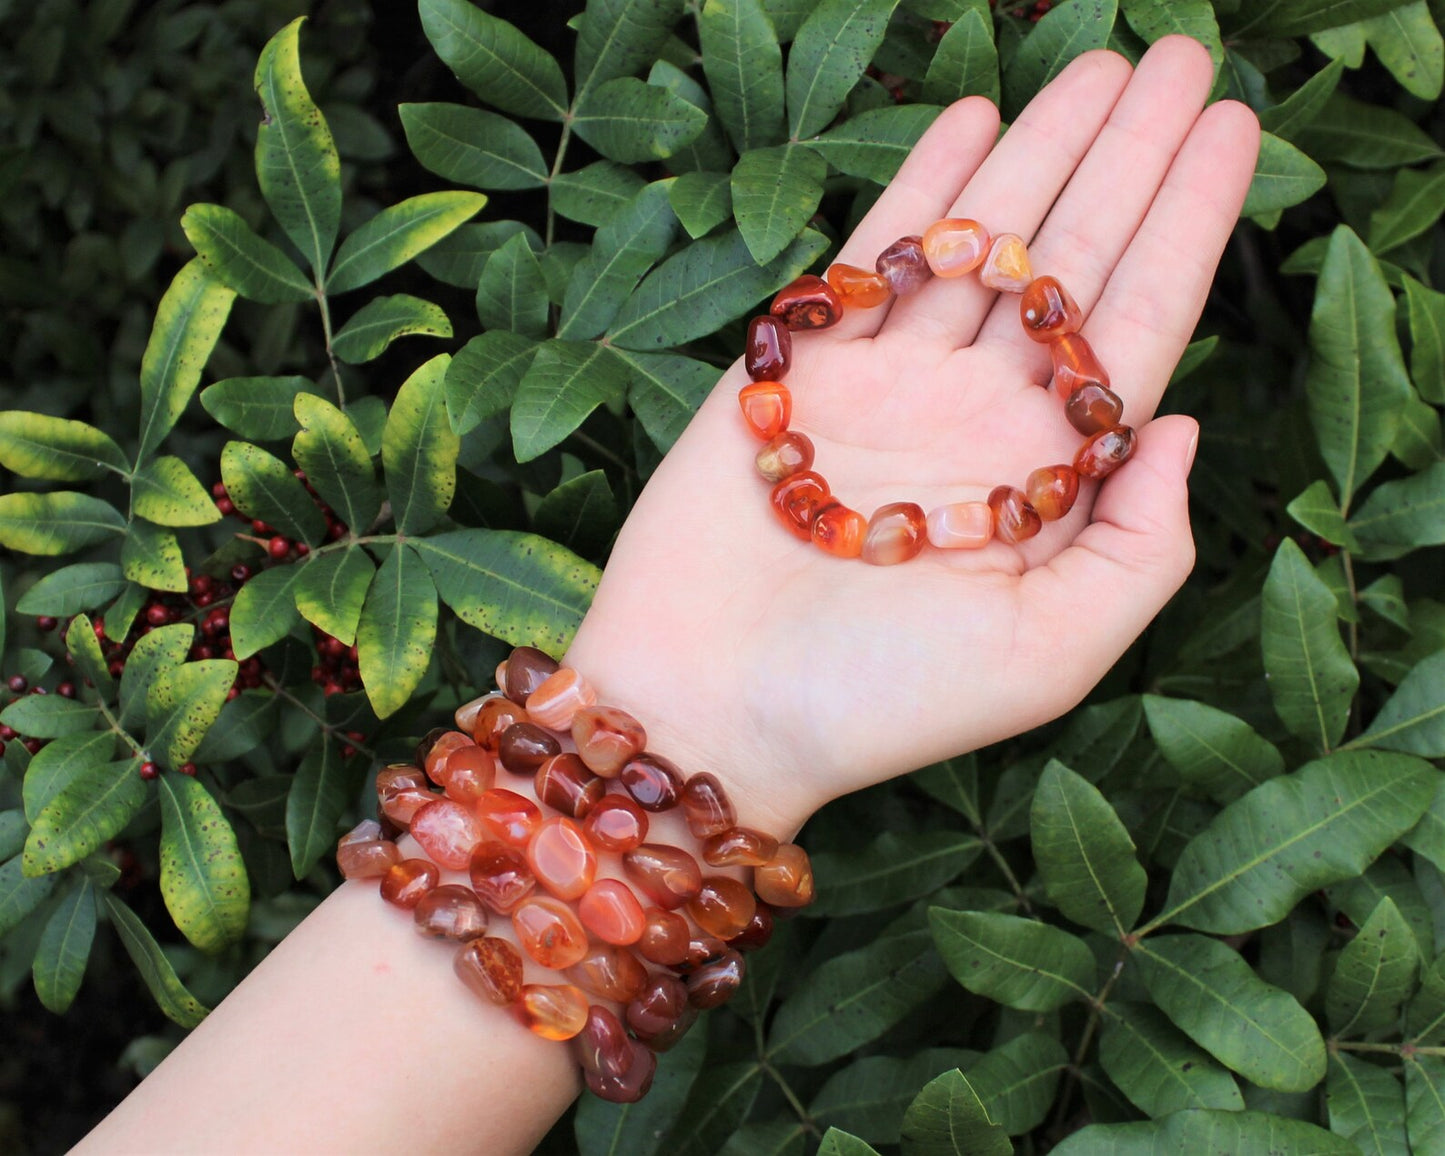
[{"left": 566, "top": 37, "right": 1261, "bottom": 837}]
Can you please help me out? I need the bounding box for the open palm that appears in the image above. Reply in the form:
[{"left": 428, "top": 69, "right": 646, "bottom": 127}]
[{"left": 567, "top": 37, "right": 1262, "bottom": 835}]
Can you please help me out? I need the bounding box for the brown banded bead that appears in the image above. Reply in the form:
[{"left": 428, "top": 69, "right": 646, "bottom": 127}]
[
  {"left": 454, "top": 695, "right": 489, "bottom": 735},
  {"left": 755, "top": 843, "right": 815, "bottom": 908},
  {"left": 535, "top": 753, "right": 605, "bottom": 819},
  {"left": 414, "top": 727, "right": 452, "bottom": 771},
  {"left": 380, "top": 859, "right": 439, "bottom": 909},
  {"left": 988, "top": 485, "right": 1042, "bottom": 545},
  {"left": 770, "top": 470, "right": 832, "bottom": 541},
  {"left": 586, "top": 1040, "right": 656, "bottom": 1103},
  {"left": 979, "top": 233, "right": 1032, "bottom": 292},
  {"left": 622, "top": 843, "right": 702, "bottom": 909},
  {"left": 636, "top": 907, "right": 691, "bottom": 966},
  {"left": 925, "top": 501, "right": 994, "bottom": 550},
  {"left": 770, "top": 274, "right": 842, "bottom": 330},
  {"left": 527, "top": 815, "right": 597, "bottom": 901},
  {"left": 755, "top": 431, "right": 815, "bottom": 484},
  {"left": 497, "top": 722, "right": 560, "bottom": 774},
  {"left": 526, "top": 668, "right": 597, "bottom": 731},
  {"left": 686, "top": 949, "right": 745, "bottom": 1009},
  {"left": 454, "top": 936, "right": 525, "bottom": 1006},
  {"left": 500, "top": 646, "right": 559, "bottom": 706},
  {"left": 701, "top": 826, "right": 779, "bottom": 868},
  {"left": 472, "top": 696, "right": 529, "bottom": 753},
  {"left": 1074, "top": 424, "right": 1136, "bottom": 479},
  {"left": 1021, "top": 276, "right": 1082, "bottom": 342},
  {"left": 413, "top": 884, "right": 489, "bottom": 941},
  {"left": 575, "top": 1005, "right": 634, "bottom": 1079},
  {"left": 619, "top": 753, "right": 684, "bottom": 812},
  {"left": 564, "top": 944, "right": 649, "bottom": 1003},
  {"left": 468, "top": 840, "right": 537, "bottom": 914},
  {"left": 582, "top": 794, "right": 649, "bottom": 853},
  {"left": 519, "top": 983, "right": 589, "bottom": 1041},
  {"left": 679, "top": 773, "right": 736, "bottom": 839},
  {"left": 1025, "top": 465, "right": 1080, "bottom": 522},
  {"left": 572, "top": 706, "right": 646, "bottom": 777},
  {"left": 1064, "top": 383, "right": 1125, "bottom": 436},
  {"left": 876, "top": 235, "right": 930, "bottom": 295},
  {"left": 377, "top": 764, "right": 429, "bottom": 811},
  {"left": 513, "top": 895, "right": 590, "bottom": 970},
  {"left": 625, "top": 974, "right": 695, "bottom": 1051},
  {"left": 678, "top": 935, "right": 729, "bottom": 974},
  {"left": 687, "top": 876, "right": 757, "bottom": 940},
  {"left": 745, "top": 315, "right": 792, "bottom": 381}
]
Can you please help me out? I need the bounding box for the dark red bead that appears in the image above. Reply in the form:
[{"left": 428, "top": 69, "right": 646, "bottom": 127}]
[
  {"left": 498, "top": 722, "right": 561, "bottom": 774},
  {"left": 501, "top": 646, "right": 559, "bottom": 706},
  {"left": 575, "top": 1005, "right": 634, "bottom": 1079},
  {"left": 686, "top": 949, "right": 744, "bottom": 1008},
  {"left": 769, "top": 275, "right": 841, "bottom": 331},
  {"left": 625, "top": 974, "right": 696, "bottom": 1051},
  {"left": 1074, "top": 424, "right": 1137, "bottom": 479},
  {"left": 619, "top": 753, "right": 684, "bottom": 812},
  {"left": 728, "top": 903, "right": 775, "bottom": 952},
  {"left": 745, "top": 315, "right": 792, "bottom": 381}
]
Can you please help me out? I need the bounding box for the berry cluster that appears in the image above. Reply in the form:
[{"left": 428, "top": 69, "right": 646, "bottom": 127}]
[
  {"left": 0, "top": 674, "right": 75, "bottom": 759},
  {"left": 211, "top": 469, "right": 350, "bottom": 558},
  {"left": 310, "top": 624, "right": 363, "bottom": 699}
]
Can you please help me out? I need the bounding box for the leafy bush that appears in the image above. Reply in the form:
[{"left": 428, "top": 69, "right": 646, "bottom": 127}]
[{"left": 2, "top": 0, "right": 1444, "bottom": 1151}]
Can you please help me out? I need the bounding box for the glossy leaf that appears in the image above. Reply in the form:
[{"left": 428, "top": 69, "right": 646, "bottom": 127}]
[
  {"left": 929, "top": 909, "right": 1094, "bottom": 1011},
  {"left": 229, "top": 566, "right": 300, "bottom": 660},
  {"left": 327, "top": 191, "right": 487, "bottom": 295},
  {"left": 1052, "top": 1109, "right": 1355, "bottom": 1154},
  {"left": 551, "top": 161, "right": 646, "bottom": 227},
  {"left": 573, "top": 0, "right": 686, "bottom": 101},
  {"left": 511, "top": 339, "right": 631, "bottom": 463},
  {"left": 0, "top": 492, "right": 125, "bottom": 556},
  {"left": 787, "top": 0, "right": 900, "bottom": 138},
  {"left": 1135, "top": 934, "right": 1326, "bottom": 1092},
  {"left": 1405, "top": 275, "right": 1445, "bottom": 403},
  {"left": 699, "top": 0, "right": 785, "bottom": 153},
  {"left": 220, "top": 441, "right": 326, "bottom": 544},
  {"left": 816, "top": 1131, "right": 881, "bottom": 1156},
  {"left": 669, "top": 171, "right": 733, "bottom": 238},
  {"left": 0, "top": 696, "right": 97, "bottom": 740},
  {"left": 811, "top": 831, "right": 980, "bottom": 918},
  {"left": 534, "top": 471, "right": 619, "bottom": 559},
  {"left": 731, "top": 145, "right": 826, "bottom": 265},
  {"left": 1406, "top": 1056, "right": 1445, "bottom": 1153},
  {"left": 1409, "top": 952, "right": 1445, "bottom": 1044},
  {"left": 476, "top": 231, "right": 549, "bottom": 336},
  {"left": 0, "top": 412, "right": 127, "bottom": 482},
  {"left": 415, "top": 219, "right": 540, "bottom": 288},
  {"left": 157, "top": 773, "right": 250, "bottom": 952},
  {"left": 356, "top": 545, "right": 437, "bottom": 719},
  {"left": 665, "top": 1062, "right": 764, "bottom": 1156},
  {"left": 20, "top": 731, "right": 116, "bottom": 825},
  {"left": 1327, "top": 1052, "right": 1408, "bottom": 1156},
  {"left": 1001, "top": 0, "right": 1118, "bottom": 119},
  {"left": 1243, "top": 132, "right": 1326, "bottom": 217},
  {"left": 0, "top": 856, "right": 56, "bottom": 936},
  {"left": 613, "top": 349, "right": 721, "bottom": 451},
  {"left": 200, "top": 376, "right": 320, "bottom": 441},
  {"left": 418, "top": 0, "right": 568, "bottom": 120},
  {"left": 399, "top": 102, "right": 548, "bottom": 190},
  {"left": 923, "top": 9, "right": 999, "bottom": 105},
  {"left": 1031, "top": 760, "right": 1146, "bottom": 934},
  {"left": 1099, "top": 1001, "right": 1244, "bottom": 1116},
  {"left": 117, "top": 625, "right": 193, "bottom": 731},
  {"left": 1327, "top": 897, "right": 1419, "bottom": 1037},
  {"left": 33, "top": 878, "right": 97, "bottom": 1013},
  {"left": 899, "top": 1068, "right": 1012, "bottom": 1156},
  {"left": 146, "top": 661, "right": 237, "bottom": 768},
  {"left": 811, "top": 1049, "right": 981, "bottom": 1147},
  {"left": 16, "top": 563, "right": 127, "bottom": 618},
  {"left": 964, "top": 1033, "right": 1068, "bottom": 1135},
  {"left": 1362, "top": 1, "right": 1444, "bottom": 99},
  {"left": 292, "top": 548, "right": 375, "bottom": 647},
  {"left": 1122, "top": 0, "right": 1222, "bottom": 70},
  {"left": 1349, "top": 461, "right": 1445, "bottom": 559},
  {"left": 180, "top": 203, "right": 313, "bottom": 303},
  {"left": 253, "top": 18, "right": 341, "bottom": 275},
  {"left": 1368, "top": 163, "right": 1445, "bottom": 254},
  {"left": 1286, "top": 479, "right": 1359, "bottom": 550},
  {"left": 102, "top": 892, "right": 209, "bottom": 1028},
  {"left": 1294, "top": 93, "right": 1442, "bottom": 169},
  {"left": 1355, "top": 649, "right": 1445, "bottom": 756},
  {"left": 24, "top": 758, "right": 144, "bottom": 876},
  {"left": 121, "top": 521, "right": 187, "bottom": 593},
  {"left": 560, "top": 181, "right": 677, "bottom": 339},
  {"left": 572, "top": 77, "right": 707, "bottom": 164},
  {"left": 646, "top": 60, "right": 734, "bottom": 173},
  {"left": 444, "top": 331, "right": 540, "bottom": 434},
  {"left": 331, "top": 294, "right": 451, "bottom": 365},
  {"left": 1232, "top": 0, "right": 1422, "bottom": 38},
  {"left": 1142, "top": 695, "right": 1285, "bottom": 804},
  {"left": 286, "top": 740, "right": 349, "bottom": 878},
  {"left": 64, "top": 615, "right": 114, "bottom": 698},
  {"left": 383, "top": 354, "right": 458, "bottom": 535},
  {"left": 292, "top": 394, "right": 381, "bottom": 536},
  {"left": 132, "top": 456, "right": 220, "bottom": 527}
]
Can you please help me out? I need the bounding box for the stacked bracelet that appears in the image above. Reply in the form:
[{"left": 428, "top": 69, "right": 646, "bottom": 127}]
[
  {"left": 335, "top": 646, "right": 813, "bottom": 1103},
  {"left": 742, "top": 220, "right": 1136, "bottom": 562}
]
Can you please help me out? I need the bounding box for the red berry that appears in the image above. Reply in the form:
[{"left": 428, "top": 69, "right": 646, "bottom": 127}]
[
  {"left": 0, "top": 725, "right": 16, "bottom": 741},
  {"left": 294, "top": 542, "right": 310, "bottom": 558},
  {"left": 211, "top": 482, "right": 227, "bottom": 499},
  {"left": 190, "top": 573, "right": 214, "bottom": 596},
  {"left": 178, "top": 762, "right": 197, "bottom": 776},
  {"left": 193, "top": 591, "right": 215, "bottom": 608},
  {"left": 268, "top": 536, "right": 291, "bottom": 560},
  {"left": 23, "top": 738, "right": 43, "bottom": 755},
  {"left": 202, "top": 608, "right": 230, "bottom": 637},
  {"left": 293, "top": 469, "right": 307, "bottom": 482},
  {"left": 139, "top": 761, "right": 159, "bottom": 781},
  {"left": 7, "top": 675, "right": 27, "bottom": 693},
  {"left": 346, "top": 730, "right": 365, "bottom": 742},
  {"left": 145, "top": 603, "right": 171, "bottom": 627},
  {"left": 231, "top": 564, "right": 253, "bottom": 583},
  {"left": 220, "top": 645, "right": 235, "bottom": 661},
  {"left": 252, "top": 520, "right": 274, "bottom": 535},
  {"left": 108, "top": 660, "right": 125, "bottom": 678},
  {"left": 341, "top": 744, "right": 356, "bottom": 758},
  {"left": 56, "top": 682, "right": 76, "bottom": 699},
  {"left": 28, "top": 686, "right": 46, "bottom": 695},
  {"left": 216, "top": 497, "right": 236, "bottom": 516},
  {"left": 311, "top": 665, "right": 327, "bottom": 683},
  {"left": 322, "top": 680, "right": 344, "bottom": 697},
  {"left": 225, "top": 687, "right": 241, "bottom": 701},
  {"left": 93, "top": 618, "right": 106, "bottom": 640},
  {"left": 35, "top": 616, "right": 58, "bottom": 632}
]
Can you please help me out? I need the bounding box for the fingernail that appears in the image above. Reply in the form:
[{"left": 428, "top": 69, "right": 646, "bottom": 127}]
[{"left": 1183, "top": 427, "right": 1200, "bottom": 476}]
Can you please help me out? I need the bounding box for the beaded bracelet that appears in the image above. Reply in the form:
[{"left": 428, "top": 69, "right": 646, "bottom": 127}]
[
  {"left": 742, "top": 220, "right": 1136, "bottom": 563},
  {"left": 335, "top": 646, "right": 813, "bottom": 1103}
]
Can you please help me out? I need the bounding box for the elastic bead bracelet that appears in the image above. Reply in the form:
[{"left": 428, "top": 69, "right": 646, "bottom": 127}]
[
  {"left": 335, "top": 646, "right": 813, "bottom": 1103},
  {"left": 742, "top": 220, "right": 1136, "bottom": 563}
]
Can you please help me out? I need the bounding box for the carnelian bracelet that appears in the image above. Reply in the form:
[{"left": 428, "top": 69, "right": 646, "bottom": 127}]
[
  {"left": 335, "top": 646, "right": 812, "bottom": 1103},
  {"left": 741, "top": 220, "right": 1136, "bottom": 563}
]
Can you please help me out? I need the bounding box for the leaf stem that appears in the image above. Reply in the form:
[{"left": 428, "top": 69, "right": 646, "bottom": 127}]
[
  {"left": 544, "top": 119, "right": 574, "bottom": 251},
  {"left": 1050, "top": 956, "right": 1127, "bottom": 1132},
  {"left": 262, "top": 674, "right": 375, "bottom": 760},
  {"left": 316, "top": 287, "right": 346, "bottom": 408},
  {"left": 760, "top": 1059, "right": 820, "bottom": 1138},
  {"left": 981, "top": 835, "right": 1034, "bottom": 916}
]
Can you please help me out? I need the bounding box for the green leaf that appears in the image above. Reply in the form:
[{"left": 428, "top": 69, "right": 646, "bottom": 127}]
[
  {"left": 1327, "top": 897, "right": 1420, "bottom": 1037},
  {"left": 1135, "top": 934, "right": 1326, "bottom": 1092},
  {"left": 327, "top": 192, "right": 487, "bottom": 295},
  {"left": 574, "top": 0, "right": 687, "bottom": 101},
  {"left": 1052, "top": 1110, "right": 1356, "bottom": 1154},
  {"left": 383, "top": 354, "right": 458, "bottom": 535},
  {"left": 16, "top": 563, "right": 126, "bottom": 617},
  {"left": 102, "top": 892, "right": 209, "bottom": 1028},
  {"left": 511, "top": 339, "right": 631, "bottom": 463},
  {"left": 399, "top": 103, "right": 548, "bottom": 190},
  {"left": 929, "top": 909, "right": 1094, "bottom": 1011},
  {"left": 445, "top": 331, "right": 540, "bottom": 434},
  {"left": 669, "top": 171, "right": 734, "bottom": 238},
  {"left": 418, "top": 0, "right": 568, "bottom": 120},
  {"left": 64, "top": 615, "right": 114, "bottom": 698},
  {"left": 1369, "top": 162, "right": 1445, "bottom": 256},
  {"left": 816, "top": 1130, "right": 883, "bottom": 1156},
  {"left": 575, "top": 1019, "right": 705, "bottom": 1156},
  {"left": 253, "top": 17, "right": 341, "bottom": 276},
  {"left": 1258, "top": 55, "right": 1346, "bottom": 141},
  {"left": 0, "top": 814, "right": 25, "bottom": 865},
  {"left": 1360, "top": 573, "right": 1411, "bottom": 630},
  {"left": 1409, "top": 952, "right": 1445, "bottom": 1044},
  {"left": 560, "top": 182, "right": 678, "bottom": 340},
  {"left": 118, "top": 624, "right": 192, "bottom": 731},
  {"left": 1362, "top": 1, "right": 1444, "bottom": 99},
  {"left": 965, "top": 1034, "right": 1068, "bottom": 1135},
  {"left": 194, "top": 691, "right": 278, "bottom": 764},
  {"left": 0, "top": 491, "right": 124, "bottom": 556},
  {"left": 1001, "top": 0, "right": 1118, "bottom": 120},
  {"left": 1156, "top": 750, "right": 1435, "bottom": 934},
  {"left": 229, "top": 566, "right": 300, "bottom": 661},
  {"left": 787, "top": 0, "right": 900, "bottom": 138},
  {"left": 1231, "top": 0, "right": 1422, "bottom": 38},
  {"left": 665, "top": 1061, "right": 765, "bottom": 1156},
  {"left": 1348, "top": 461, "right": 1445, "bottom": 559},
  {"left": 534, "top": 471, "right": 620, "bottom": 559},
  {"left": 923, "top": 9, "right": 999, "bottom": 106},
  {"left": 0, "top": 856, "right": 56, "bottom": 936},
  {"left": 292, "top": 393, "right": 381, "bottom": 536},
  {"left": 1405, "top": 275, "right": 1445, "bottom": 404},
  {"left": 32, "top": 878, "right": 97, "bottom": 1013},
  {"left": 699, "top": 0, "right": 786, "bottom": 153},
  {"left": 286, "top": 741, "right": 349, "bottom": 878},
  {"left": 1327, "top": 1052, "right": 1408, "bottom": 1156},
  {"left": 1261, "top": 538, "right": 1359, "bottom": 751},
  {"left": 551, "top": 161, "right": 647, "bottom": 227},
  {"left": 612, "top": 349, "right": 721, "bottom": 451},
  {"left": 1286, "top": 478, "right": 1360, "bottom": 550},
  {"left": 1122, "top": 0, "right": 1222, "bottom": 71},
  {"left": 0, "top": 696, "right": 98, "bottom": 740},
  {"left": 812, "top": 1049, "right": 982, "bottom": 1147},
  {"left": 415, "top": 219, "right": 541, "bottom": 288},
  {"left": 899, "top": 1068, "right": 1012, "bottom": 1155},
  {"left": 132, "top": 456, "right": 222, "bottom": 528},
  {"left": 1031, "top": 759, "right": 1146, "bottom": 934},
  {"left": 647, "top": 59, "right": 735, "bottom": 172},
  {"left": 331, "top": 294, "right": 451, "bottom": 365},
  {"left": 292, "top": 550, "right": 375, "bottom": 647},
  {"left": 180, "top": 203, "right": 314, "bottom": 303},
  {"left": 1243, "top": 132, "right": 1326, "bottom": 218},
  {"left": 157, "top": 773, "right": 249, "bottom": 953},
  {"left": 24, "top": 758, "right": 143, "bottom": 876},
  {"left": 356, "top": 545, "right": 437, "bottom": 719},
  {"left": 146, "top": 661, "right": 236, "bottom": 769},
  {"left": 609, "top": 226, "right": 827, "bottom": 349},
  {"left": 1353, "top": 649, "right": 1445, "bottom": 757},
  {"left": 121, "top": 521, "right": 187, "bottom": 593},
  {"left": 811, "top": 831, "right": 980, "bottom": 918},
  {"left": 730, "top": 145, "right": 826, "bottom": 264},
  {"left": 220, "top": 441, "right": 326, "bottom": 545},
  {"left": 1390, "top": 391, "right": 1444, "bottom": 470},
  {"left": 572, "top": 77, "right": 707, "bottom": 164},
  {"left": 1406, "top": 1056, "right": 1445, "bottom": 1152},
  {"left": 1142, "top": 695, "right": 1285, "bottom": 805},
  {"left": 476, "top": 231, "right": 549, "bottom": 336},
  {"left": 0, "top": 412, "right": 127, "bottom": 482},
  {"left": 21, "top": 732, "right": 116, "bottom": 825},
  {"left": 1099, "top": 1002, "right": 1244, "bottom": 1116},
  {"left": 1294, "top": 93, "right": 1443, "bottom": 169},
  {"left": 200, "top": 376, "right": 320, "bottom": 441},
  {"left": 767, "top": 930, "right": 947, "bottom": 1065}
]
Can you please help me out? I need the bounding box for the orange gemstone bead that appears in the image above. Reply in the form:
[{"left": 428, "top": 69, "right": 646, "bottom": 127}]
[
  {"left": 582, "top": 794, "right": 649, "bottom": 853},
  {"left": 527, "top": 815, "right": 597, "bottom": 900},
  {"left": 636, "top": 907, "right": 691, "bottom": 965},
  {"left": 926, "top": 501, "right": 994, "bottom": 550},
  {"left": 756, "top": 431, "right": 815, "bottom": 483},
  {"left": 988, "top": 485, "right": 1043, "bottom": 545},
  {"left": 686, "top": 948, "right": 745, "bottom": 1009},
  {"left": 472, "top": 696, "right": 529, "bottom": 752},
  {"left": 413, "top": 884, "right": 490, "bottom": 941},
  {"left": 701, "top": 826, "right": 779, "bottom": 868},
  {"left": 745, "top": 315, "right": 791, "bottom": 380},
  {"left": 862, "top": 502, "right": 927, "bottom": 565},
  {"left": 825, "top": 262, "right": 891, "bottom": 308},
  {"left": 812, "top": 502, "right": 867, "bottom": 558},
  {"left": 476, "top": 788, "right": 542, "bottom": 846},
  {"left": 519, "top": 983, "right": 589, "bottom": 1041},
  {"left": 1050, "top": 332, "right": 1109, "bottom": 396},
  {"left": 576, "top": 1005, "right": 635, "bottom": 1079},
  {"left": 454, "top": 694, "right": 489, "bottom": 734},
  {"left": 679, "top": 773, "right": 736, "bottom": 839},
  {"left": 1026, "top": 465, "right": 1080, "bottom": 522},
  {"left": 410, "top": 798, "right": 485, "bottom": 870},
  {"left": 497, "top": 722, "right": 560, "bottom": 774},
  {"left": 443, "top": 745, "right": 496, "bottom": 805},
  {"left": 424, "top": 732, "right": 475, "bottom": 785},
  {"left": 468, "top": 840, "right": 537, "bottom": 913},
  {"left": 979, "top": 233, "right": 1032, "bottom": 292},
  {"left": 526, "top": 668, "right": 597, "bottom": 731},
  {"left": 535, "top": 753, "right": 605, "bottom": 818},
  {"left": 1021, "top": 276, "right": 1082, "bottom": 342},
  {"left": 755, "top": 843, "right": 816, "bottom": 908},
  {"left": 622, "top": 843, "right": 702, "bottom": 909},
  {"left": 876, "top": 235, "right": 930, "bottom": 295},
  {"left": 572, "top": 706, "right": 647, "bottom": 777},
  {"left": 687, "top": 877, "right": 757, "bottom": 940},
  {"left": 500, "top": 646, "right": 559, "bottom": 707},
  {"left": 922, "top": 218, "right": 990, "bottom": 277},
  {"left": 738, "top": 381, "right": 791, "bottom": 440},
  {"left": 454, "top": 936, "right": 525, "bottom": 1006},
  {"left": 626, "top": 974, "right": 695, "bottom": 1051},
  {"left": 336, "top": 821, "right": 401, "bottom": 879},
  {"left": 1065, "top": 383, "right": 1125, "bottom": 436},
  {"left": 619, "top": 753, "right": 684, "bottom": 812},
  {"left": 564, "top": 943, "right": 650, "bottom": 1002},
  {"left": 578, "top": 878, "right": 646, "bottom": 945},
  {"left": 380, "top": 858, "right": 439, "bottom": 909},
  {"left": 1075, "top": 424, "right": 1136, "bottom": 479},
  {"left": 770, "top": 470, "right": 832, "bottom": 540},
  {"left": 770, "top": 274, "right": 841, "bottom": 330},
  {"left": 513, "top": 895, "right": 590, "bottom": 969},
  {"left": 377, "top": 765, "right": 432, "bottom": 824}
]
